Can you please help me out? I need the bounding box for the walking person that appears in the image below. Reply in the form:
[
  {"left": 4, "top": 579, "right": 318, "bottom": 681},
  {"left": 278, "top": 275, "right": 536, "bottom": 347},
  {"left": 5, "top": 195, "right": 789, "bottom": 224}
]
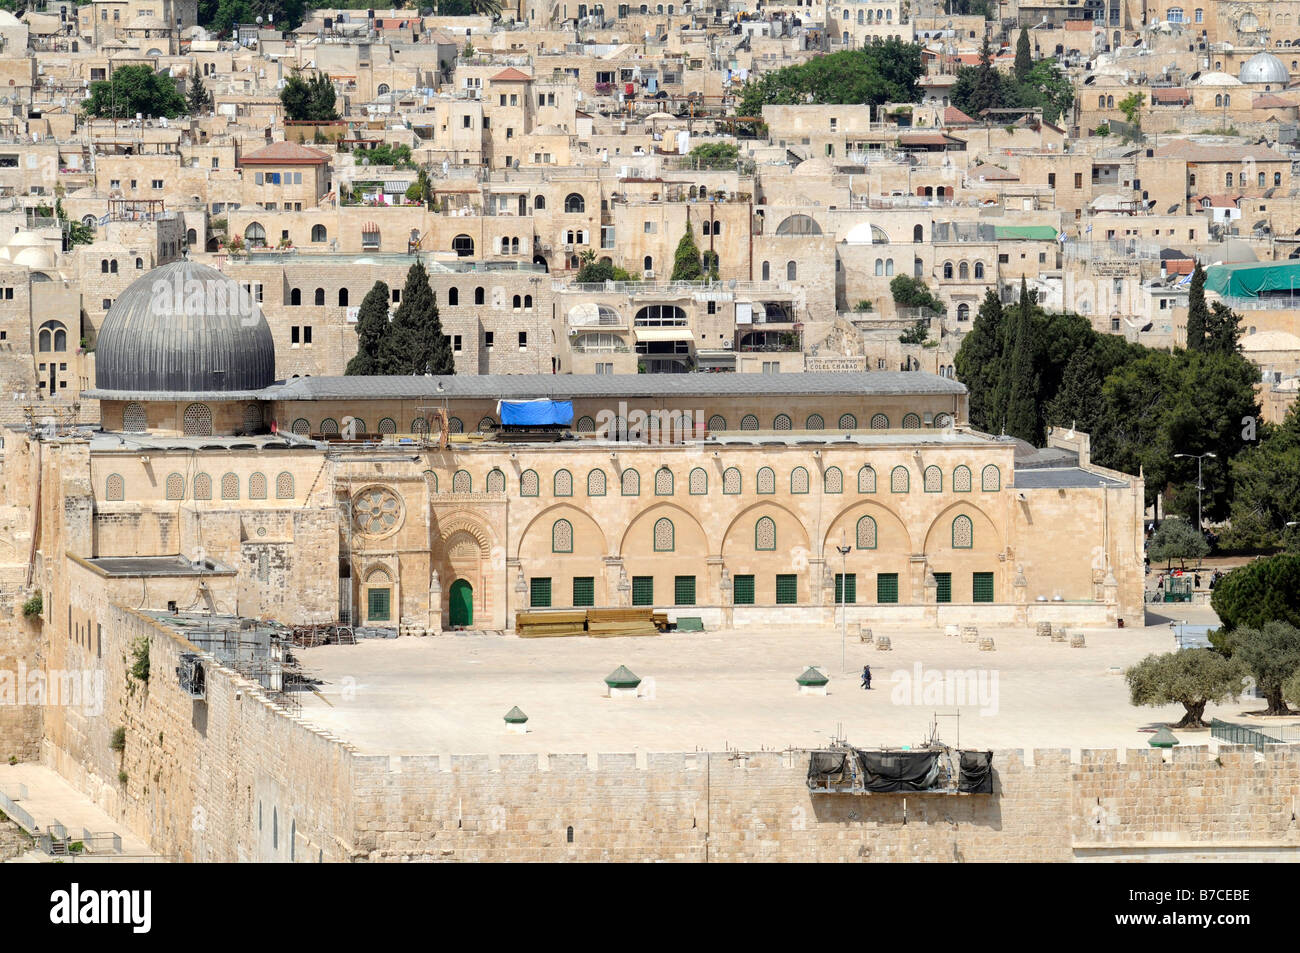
[{"left": 861, "top": 665, "right": 872, "bottom": 690}]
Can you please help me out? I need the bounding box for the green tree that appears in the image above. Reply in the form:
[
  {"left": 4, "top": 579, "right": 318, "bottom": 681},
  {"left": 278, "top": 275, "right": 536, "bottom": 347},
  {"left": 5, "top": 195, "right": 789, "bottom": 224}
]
[
  {"left": 1014, "top": 28, "right": 1032, "bottom": 83},
  {"left": 1210, "top": 555, "right": 1300, "bottom": 634},
  {"left": 55, "top": 199, "right": 93, "bottom": 248},
  {"left": 1003, "top": 278, "right": 1040, "bottom": 441},
  {"left": 1118, "top": 91, "right": 1145, "bottom": 128},
  {"left": 737, "top": 41, "right": 925, "bottom": 118},
  {"left": 1147, "top": 517, "right": 1210, "bottom": 568},
  {"left": 671, "top": 221, "right": 704, "bottom": 281},
  {"left": 689, "top": 143, "right": 739, "bottom": 169},
  {"left": 1222, "top": 407, "right": 1300, "bottom": 551},
  {"left": 469, "top": 0, "right": 501, "bottom": 15},
  {"left": 952, "top": 37, "right": 1005, "bottom": 119},
  {"left": 388, "top": 261, "right": 455, "bottom": 375},
  {"left": 82, "top": 65, "right": 186, "bottom": 119},
  {"left": 1225, "top": 621, "right": 1300, "bottom": 715},
  {"left": 346, "top": 281, "right": 392, "bottom": 375},
  {"left": 899, "top": 321, "right": 929, "bottom": 345},
  {"left": 1185, "top": 262, "right": 1208, "bottom": 352},
  {"left": 575, "top": 258, "right": 638, "bottom": 283},
  {"left": 1125, "top": 649, "right": 1247, "bottom": 729},
  {"left": 889, "top": 275, "right": 943, "bottom": 313},
  {"left": 1205, "top": 300, "right": 1242, "bottom": 356},
  {"left": 955, "top": 289, "right": 1005, "bottom": 433},
  {"left": 280, "top": 70, "right": 338, "bottom": 122},
  {"left": 186, "top": 70, "right": 212, "bottom": 115}
]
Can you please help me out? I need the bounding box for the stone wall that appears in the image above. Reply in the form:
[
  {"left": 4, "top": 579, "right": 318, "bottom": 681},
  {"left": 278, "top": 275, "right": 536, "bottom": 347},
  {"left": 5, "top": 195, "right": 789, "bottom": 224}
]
[{"left": 37, "top": 607, "right": 1300, "bottom": 862}]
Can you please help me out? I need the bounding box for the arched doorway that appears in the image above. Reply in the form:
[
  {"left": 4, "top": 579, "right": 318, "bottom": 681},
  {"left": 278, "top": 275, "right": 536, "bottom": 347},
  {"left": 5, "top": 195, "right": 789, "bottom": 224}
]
[{"left": 449, "top": 579, "right": 473, "bottom": 626}]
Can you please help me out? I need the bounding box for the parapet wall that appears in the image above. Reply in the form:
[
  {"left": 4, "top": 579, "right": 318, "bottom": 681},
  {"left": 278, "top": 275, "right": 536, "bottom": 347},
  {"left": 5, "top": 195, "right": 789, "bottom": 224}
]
[{"left": 34, "top": 607, "right": 1300, "bottom": 862}]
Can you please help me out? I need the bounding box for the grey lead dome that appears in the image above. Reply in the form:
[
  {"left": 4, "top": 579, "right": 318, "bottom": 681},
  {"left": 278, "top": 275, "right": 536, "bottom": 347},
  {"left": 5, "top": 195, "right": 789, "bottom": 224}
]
[
  {"left": 95, "top": 260, "right": 276, "bottom": 393},
  {"left": 1239, "top": 52, "right": 1290, "bottom": 85}
]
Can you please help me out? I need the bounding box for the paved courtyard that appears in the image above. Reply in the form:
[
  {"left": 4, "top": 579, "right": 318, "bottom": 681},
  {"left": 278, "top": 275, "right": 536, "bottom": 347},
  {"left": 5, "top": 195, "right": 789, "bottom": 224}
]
[{"left": 292, "top": 605, "right": 1276, "bottom": 755}]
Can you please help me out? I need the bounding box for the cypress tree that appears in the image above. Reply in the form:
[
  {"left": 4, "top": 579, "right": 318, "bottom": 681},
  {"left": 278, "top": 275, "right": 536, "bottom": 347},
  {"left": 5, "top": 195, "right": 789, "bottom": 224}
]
[
  {"left": 388, "top": 261, "right": 455, "bottom": 375},
  {"left": 1185, "top": 262, "right": 1208, "bottom": 352},
  {"left": 1014, "top": 28, "right": 1032, "bottom": 83},
  {"left": 1003, "top": 277, "right": 1040, "bottom": 441},
  {"left": 1206, "top": 300, "right": 1242, "bottom": 356},
  {"left": 346, "top": 281, "right": 391, "bottom": 375},
  {"left": 954, "top": 288, "right": 1005, "bottom": 432},
  {"left": 969, "top": 37, "right": 1003, "bottom": 118},
  {"left": 670, "top": 220, "right": 704, "bottom": 281}
]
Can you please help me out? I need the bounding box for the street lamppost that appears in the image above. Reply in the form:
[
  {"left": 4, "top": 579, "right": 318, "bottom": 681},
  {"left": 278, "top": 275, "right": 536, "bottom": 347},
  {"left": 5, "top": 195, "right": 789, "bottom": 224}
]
[
  {"left": 836, "top": 530, "right": 851, "bottom": 673},
  {"left": 1174, "top": 451, "right": 1216, "bottom": 529}
]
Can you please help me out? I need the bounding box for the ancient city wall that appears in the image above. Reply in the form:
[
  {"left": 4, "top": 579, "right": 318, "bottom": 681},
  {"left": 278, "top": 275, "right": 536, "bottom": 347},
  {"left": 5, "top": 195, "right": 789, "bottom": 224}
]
[{"left": 33, "top": 605, "right": 1300, "bottom": 862}]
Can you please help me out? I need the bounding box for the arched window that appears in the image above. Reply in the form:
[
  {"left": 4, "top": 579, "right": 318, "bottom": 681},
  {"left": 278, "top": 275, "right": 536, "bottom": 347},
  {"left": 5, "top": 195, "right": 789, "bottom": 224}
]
[
  {"left": 338, "top": 288, "right": 349, "bottom": 307},
  {"left": 954, "top": 465, "right": 972, "bottom": 492},
  {"left": 110, "top": 260, "right": 118, "bottom": 274},
  {"left": 290, "top": 288, "right": 301, "bottom": 306},
  {"left": 655, "top": 467, "right": 674, "bottom": 495},
  {"left": 689, "top": 468, "right": 707, "bottom": 494},
  {"left": 886, "top": 259, "right": 894, "bottom": 276},
  {"left": 183, "top": 403, "right": 212, "bottom": 436},
  {"left": 974, "top": 262, "right": 985, "bottom": 279},
  {"left": 576, "top": 415, "right": 595, "bottom": 433},
  {"left": 824, "top": 466, "right": 843, "bottom": 494},
  {"left": 741, "top": 414, "right": 759, "bottom": 431},
  {"left": 587, "top": 469, "right": 607, "bottom": 496},
  {"left": 548, "top": 468, "right": 571, "bottom": 497},
  {"left": 791, "top": 467, "right": 809, "bottom": 494},
  {"left": 806, "top": 414, "right": 824, "bottom": 430},
  {"left": 856, "top": 515, "right": 877, "bottom": 549},
  {"left": 482, "top": 468, "right": 503, "bottom": 493},
  {"left": 644, "top": 255, "right": 653, "bottom": 272},
  {"left": 774, "top": 414, "right": 792, "bottom": 430},
  {"left": 653, "top": 517, "right": 674, "bottom": 551},
  {"left": 249, "top": 473, "right": 267, "bottom": 499},
  {"left": 193, "top": 473, "right": 212, "bottom": 500},
  {"left": 244, "top": 222, "right": 266, "bottom": 246},
  {"left": 708, "top": 415, "right": 727, "bottom": 432},
  {"left": 122, "top": 402, "right": 147, "bottom": 432},
  {"left": 1215, "top": 93, "right": 1223, "bottom": 108},
  {"left": 923, "top": 465, "right": 942, "bottom": 492},
  {"left": 755, "top": 516, "right": 776, "bottom": 551},
  {"left": 723, "top": 467, "right": 741, "bottom": 494},
  {"left": 902, "top": 413, "right": 921, "bottom": 429},
  {"left": 943, "top": 261, "right": 954, "bottom": 279},
  {"left": 534, "top": 195, "right": 546, "bottom": 210},
  {"left": 552, "top": 519, "right": 574, "bottom": 553},
  {"left": 512, "top": 294, "right": 522, "bottom": 310},
  {"left": 775, "top": 214, "right": 822, "bottom": 235},
  {"left": 105, "top": 474, "right": 124, "bottom": 501},
  {"left": 757, "top": 467, "right": 776, "bottom": 494},
  {"left": 913, "top": 224, "right": 923, "bottom": 243},
  {"left": 564, "top": 193, "right": 586, "bottom": 213},
  {"left": 412, "top": 417, "right": 430, "bottom": 435},
  {"left": 957, "top": 303, "right": 970, "bottom": 322},
  {"left": 952, "top": 515, "right": 974, "bottom": 549},
  {"left": 786, "top": 260, "right": 797, "bottom": 281},
  {"left": 448, "top": 287, "right": 459, "bottom": 306},
  {"left": 519, "top": 469, "right": 539, "bottom": 496},
  {"left": 981, "top": 465, "right": 1001, "bottom": 492},
  {"left": 761, "top": 261, "right": 770, "bottom": 280},
  {"left": 221, "top": 473, "right": 239, "bottom": 500},
  {"left": 452, "top": 234, "right": 474, "bottom": 257},
  {"left": 858, "top": 465, "right": 876, "bottom": 493},
  {"left": 319, "top": 418, "right": 339, "bottom": 435},
  {"left": 100, "top": 259, "right": 109, "bottom": 273},
  {"left": 890, "top": 465, "right": 910, "bottom": 493},
  {"left": 291, "top": 418, "right": 310, "bottom": 435},
  {"left": 275, "top": 472, "right": 294, "bottom": 499},
  {"left": 451, "top": 469, "right": 472, "bottom": 493},
  {"left": 309, "top": 286, "right": 323, "bottom": 306},
  {"left": 958, "top": 262, "right": 969, "bottom": 280},
  {"left": 871, "top": 414, "right": 889, "bottom": 429},
  {"left": 475, "top": 287, "right": 485, "bottom": 305},
  {"left": 311, "top": 224, "right": 327, "bottom": 242},
  {"left": 165, "top": 473, "right": 185, "bottom": 500},
  {"left": 875, "top": 259, "right": 884, "bottom": 277},
  {"left": 621, "top": 468, "right": 640, "bottom": 496},
  {"left": 839, "top": 413, "right": 858, "bottom": 430}
]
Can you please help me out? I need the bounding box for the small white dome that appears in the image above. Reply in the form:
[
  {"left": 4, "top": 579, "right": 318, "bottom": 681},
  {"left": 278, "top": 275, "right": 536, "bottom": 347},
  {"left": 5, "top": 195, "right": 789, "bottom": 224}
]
[
  {"left": 1194, "top": 71, "right": 1243, "bottom": 86},
  {"left": 1239, "top": 52, "right": 1290, "bottom": 85}
]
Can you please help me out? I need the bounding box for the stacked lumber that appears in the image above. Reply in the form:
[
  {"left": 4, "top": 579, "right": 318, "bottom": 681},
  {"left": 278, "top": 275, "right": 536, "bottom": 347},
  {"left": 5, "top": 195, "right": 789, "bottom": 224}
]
[
  {"left": 586, "top": 608, "right": 660, "bottom": 638},
  {"left": 516, "top": 610, "right": 588, "bottom": 638}
]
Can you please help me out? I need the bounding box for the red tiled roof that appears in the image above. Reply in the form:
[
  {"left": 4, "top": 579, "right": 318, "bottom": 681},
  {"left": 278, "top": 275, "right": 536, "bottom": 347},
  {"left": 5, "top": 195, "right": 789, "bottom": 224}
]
[
  {"left": 1253, "top": 93, "right": 1295, "bottom": 108},
  {"left": 944, "top": 105, "right": 977, "bottom": 124},
  {"left": 491, "top": 67, "right": 532, "bottom": 82},
  {"left": 238, "top": 140, "right": 330, "bottom": 166},
  {"left": 1150, "top": 87, "right": 1190, "bottom": 104},
  {"left": 1164, "top": 259, "right": 1195, "bottom": 275}
]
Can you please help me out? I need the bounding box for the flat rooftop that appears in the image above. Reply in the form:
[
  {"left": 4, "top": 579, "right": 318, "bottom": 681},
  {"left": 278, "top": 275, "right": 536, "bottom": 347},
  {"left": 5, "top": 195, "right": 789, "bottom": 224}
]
[
  {"left": 290, "top": 605, "right": 1256, "bottom": 756},
  {"left": 78, "top": 556, "right": 235, "bottom": 577}
]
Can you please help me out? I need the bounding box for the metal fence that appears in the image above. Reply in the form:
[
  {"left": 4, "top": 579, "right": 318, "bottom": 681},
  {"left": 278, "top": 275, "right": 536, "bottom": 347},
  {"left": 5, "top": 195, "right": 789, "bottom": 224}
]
[
  {"left": 1210, "top": 718, "right": 1300, "bottom": 751},
  {"left": 0, "top": 788, "right": 35, "bottom": 831}
]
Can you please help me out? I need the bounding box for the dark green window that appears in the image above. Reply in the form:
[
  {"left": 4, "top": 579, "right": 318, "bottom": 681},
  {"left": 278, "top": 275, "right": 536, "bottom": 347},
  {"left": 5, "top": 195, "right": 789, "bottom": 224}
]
[
  {"left": 674, "top": 575, "right": 696, "bottom": 606},
  {"left": 733, "top": 574, "right": 755, "bottom": 605},
  {"left": 876, "top": 573, "right": 899, "bottom": 604},
  {"left": 632, "top": 575, "right": 654, "bottom": 606},
  {"left": 530, "top": 577, "right": 552, "bottom": 608},
  {"left": 934, "top": 572, "right": 952, "bottom": 604},
  {"left": 367, "top": 587, "right": 391, "bottom": 621},
  {"left": 973, "top": 572, "right": 995, "bottom": 603},
  {"left": 834, "top": 573, "right": 856, "bottom": 604},
  {"left": 775, "top": 574, "right": 798, "bottom": 605},
  {"left": 572, "top": 576, "right": 595, "bottom": 607}
]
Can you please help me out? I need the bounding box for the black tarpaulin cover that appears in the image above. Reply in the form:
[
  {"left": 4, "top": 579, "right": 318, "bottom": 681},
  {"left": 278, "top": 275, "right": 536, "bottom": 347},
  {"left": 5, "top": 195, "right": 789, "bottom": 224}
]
[
  {"left": 958, "top": 750, "right": 994, "bottom": 794},
  {"left": 808, "top": 751, "right": 849, "bottom": 783},
  {"left": 855, "top": 749, "right": 941, "bottom": 792}
]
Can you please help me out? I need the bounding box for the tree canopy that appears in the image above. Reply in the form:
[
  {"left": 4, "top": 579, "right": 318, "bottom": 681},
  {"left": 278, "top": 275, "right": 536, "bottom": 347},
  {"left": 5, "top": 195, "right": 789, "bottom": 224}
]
[
  {"left": 346, "top": 264, "right": 455, "bottom": 376},
  {"left": 1210, "top": 554, "right": 1300, "bottom": 634},
  {"left": 280, "top": 71, "right": 339, "bottom": 122},
  {"left": 82, "top": 65, "right": 186, "bottom": 120},
  {"left": 1147, "top": 517, "right": 1210, "bottom": 567},
  {"left": 950, "top": 39, "right": 1074, "bottom": 124},
  {"left": 671, "top": 222, "right": 704, "bottom": 282},
  {"left": 1221, "top": 621, "right": 1300, "bottom": 715},
  {"left": 1125, "top": 649, "right": 1247, "bottom": 728},
  {"left": 737, "top": 41, "right": 925, "bottom": 118},
  {"left": 1221, "top": 405, "right": 1300, "bottom": 551},
  {"left": 889, "top": 275, "right": 943, "bottom": 314}
]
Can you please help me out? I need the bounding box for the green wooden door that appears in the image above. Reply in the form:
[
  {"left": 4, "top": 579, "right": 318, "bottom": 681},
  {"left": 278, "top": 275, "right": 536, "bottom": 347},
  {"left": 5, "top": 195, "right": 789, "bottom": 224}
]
[{"left": 449, "top": 579, "right": 473, "bottom": 626}]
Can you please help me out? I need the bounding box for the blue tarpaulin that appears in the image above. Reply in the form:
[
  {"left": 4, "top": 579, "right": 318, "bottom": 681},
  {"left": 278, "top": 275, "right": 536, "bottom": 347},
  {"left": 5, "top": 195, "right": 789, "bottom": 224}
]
[{"left": 497, "top": 399, "right": 574, "bottom": 426}]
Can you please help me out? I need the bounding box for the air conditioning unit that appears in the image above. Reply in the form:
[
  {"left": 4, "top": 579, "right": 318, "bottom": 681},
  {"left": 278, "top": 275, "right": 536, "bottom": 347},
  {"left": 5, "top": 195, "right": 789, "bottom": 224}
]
[
  {"left": 564, "top": 243, "right": 574, "bottom": 251},
  {"left": 643, "top": 269, "right": 655, "bottom": 278},
  {"left": 722, "top": 340, "right": 733, "bottom": 349}
]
